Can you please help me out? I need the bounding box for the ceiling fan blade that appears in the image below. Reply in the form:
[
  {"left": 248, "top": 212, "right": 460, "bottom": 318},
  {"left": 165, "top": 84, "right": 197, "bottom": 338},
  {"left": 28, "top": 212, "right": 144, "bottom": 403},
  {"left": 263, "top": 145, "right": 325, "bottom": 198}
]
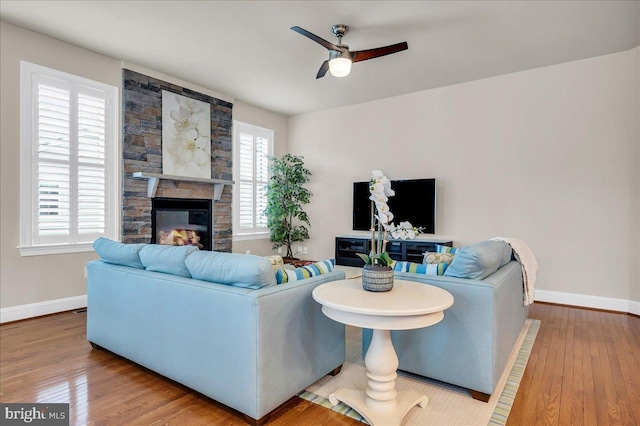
[
  {"left": 291, "top": 26, "right": 342, "bottom": 51},
  {"left": 316, "top": 60, "right": 329, "bottom": 79},
  {"left": 351, "top": 41, "right": 408, "bottom": 63}
]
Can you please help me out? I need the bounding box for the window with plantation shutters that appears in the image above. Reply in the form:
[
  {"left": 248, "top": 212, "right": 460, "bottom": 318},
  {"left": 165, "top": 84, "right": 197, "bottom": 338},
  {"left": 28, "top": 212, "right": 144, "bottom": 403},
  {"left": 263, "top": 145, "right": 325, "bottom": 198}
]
[
  {"left": 233, "top": 121, "right": 274, "bottom": 238},
  {"left": 20, "top": 62, "right": 118, "bottom": 256}
]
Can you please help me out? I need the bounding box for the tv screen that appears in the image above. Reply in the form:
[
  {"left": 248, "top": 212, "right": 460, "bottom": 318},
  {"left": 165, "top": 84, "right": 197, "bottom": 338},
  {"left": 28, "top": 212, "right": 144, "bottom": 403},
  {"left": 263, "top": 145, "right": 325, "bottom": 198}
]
[{"left": 353, "top": 178, "right": 436, "bottom": 234}]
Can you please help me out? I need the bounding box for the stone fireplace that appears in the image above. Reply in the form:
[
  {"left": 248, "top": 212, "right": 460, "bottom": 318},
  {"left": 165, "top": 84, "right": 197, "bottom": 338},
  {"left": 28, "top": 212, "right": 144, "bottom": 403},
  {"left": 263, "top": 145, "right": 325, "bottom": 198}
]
[{"left": 121, "top": 69, "right": 233, "bottom": 251}]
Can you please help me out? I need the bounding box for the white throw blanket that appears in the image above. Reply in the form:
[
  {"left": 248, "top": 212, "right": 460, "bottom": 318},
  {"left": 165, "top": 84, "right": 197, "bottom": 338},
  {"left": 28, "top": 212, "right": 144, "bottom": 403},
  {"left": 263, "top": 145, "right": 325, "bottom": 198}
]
[{"left": 490, "top": 237, "right": 538, "bottom": 306}]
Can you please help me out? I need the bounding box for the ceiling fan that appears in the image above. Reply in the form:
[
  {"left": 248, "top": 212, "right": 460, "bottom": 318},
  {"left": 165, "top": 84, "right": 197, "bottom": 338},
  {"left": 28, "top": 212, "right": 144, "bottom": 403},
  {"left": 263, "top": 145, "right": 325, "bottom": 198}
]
[{"left": 291, "top": 24, "right": 409, "bottom": 79}]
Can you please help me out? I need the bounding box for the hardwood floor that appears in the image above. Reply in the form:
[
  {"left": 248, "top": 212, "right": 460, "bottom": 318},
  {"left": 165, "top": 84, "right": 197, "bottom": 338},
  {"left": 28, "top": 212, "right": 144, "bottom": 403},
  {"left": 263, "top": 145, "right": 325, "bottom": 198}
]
[
  {"left": 508, "top": 303, "right": 640, "bottom": 426},
  {"left": 1, "top": 303, "right": 638, "bottom": 425}
]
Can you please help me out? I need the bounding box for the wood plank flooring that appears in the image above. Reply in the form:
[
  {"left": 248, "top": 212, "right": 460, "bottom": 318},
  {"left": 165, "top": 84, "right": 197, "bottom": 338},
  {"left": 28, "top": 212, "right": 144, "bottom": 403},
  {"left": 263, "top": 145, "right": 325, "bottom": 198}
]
[
  {"left": 507, "top": 303, "right": 640, "bottom": 426},
  {"left": 1, "top": 303, "right": 638, "bottom": 425}
]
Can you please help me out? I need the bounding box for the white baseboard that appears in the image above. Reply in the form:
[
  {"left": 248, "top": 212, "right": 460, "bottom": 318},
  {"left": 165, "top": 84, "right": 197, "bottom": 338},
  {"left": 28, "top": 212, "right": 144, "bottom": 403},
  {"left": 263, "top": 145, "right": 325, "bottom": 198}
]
[
  {"left": 0, "top": 295, "right": 87, "bottom": 324},
  {"left": 535, "top": 290, "right": 639, "bottom": 315},
  {"left": 1, "top": 291, "right": 637, "bottom": 324}
]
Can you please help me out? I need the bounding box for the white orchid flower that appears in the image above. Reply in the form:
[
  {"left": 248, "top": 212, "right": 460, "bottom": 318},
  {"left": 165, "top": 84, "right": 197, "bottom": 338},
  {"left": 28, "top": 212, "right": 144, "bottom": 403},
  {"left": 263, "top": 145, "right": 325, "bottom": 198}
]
[
  {"left": 369, "top": 192, "right": 388, "bottom": 204},
  {"left": 375, "top": 202, "right": 390, "bottom": 214},
  {"left": 376, "top": 201, "right": 389, "bottom": 210},
  {"left": 378, "top": 177, "right": 395, "bottom": 197},
  {"left": 366, "top": 170, "right": 400, "bottom": 265},
  {"left": 371, "top": 170, "right": 384, "bottom": 179},
  {"left": 370, "top": 181, "right": 385, "bottom": 194},
  {"left": 378, "top": 210, "right": 393, "bottom": 224},
  {"left": 388, "top": 220, "right": 422, "bottom": 240}
]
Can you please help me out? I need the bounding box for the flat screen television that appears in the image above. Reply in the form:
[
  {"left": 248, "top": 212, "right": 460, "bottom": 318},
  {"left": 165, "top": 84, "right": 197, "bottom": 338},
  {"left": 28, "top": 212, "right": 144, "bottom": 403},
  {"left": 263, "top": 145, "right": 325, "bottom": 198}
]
[{"left": 352, "top": 178, "right": 436, "bottom": 233}]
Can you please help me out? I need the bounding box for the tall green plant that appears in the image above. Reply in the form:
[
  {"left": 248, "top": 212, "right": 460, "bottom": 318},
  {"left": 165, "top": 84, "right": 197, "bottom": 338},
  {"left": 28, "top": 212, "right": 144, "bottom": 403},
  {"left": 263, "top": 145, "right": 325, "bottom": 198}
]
[{"left": 265, "top": 154, "right": 311, "bottom": 258}]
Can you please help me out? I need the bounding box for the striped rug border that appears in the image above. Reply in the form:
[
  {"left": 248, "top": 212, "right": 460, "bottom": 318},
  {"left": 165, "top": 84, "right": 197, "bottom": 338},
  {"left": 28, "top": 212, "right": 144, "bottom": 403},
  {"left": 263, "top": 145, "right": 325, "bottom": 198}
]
[
  {"left": 298, "top": 390, "right": 365, "bottom": 422},
  {"left": 299, "top": 319, "right": 540, "bottom": 425},
  {"left": 488, "top": 318, "right": 540, "bottom": 425}
]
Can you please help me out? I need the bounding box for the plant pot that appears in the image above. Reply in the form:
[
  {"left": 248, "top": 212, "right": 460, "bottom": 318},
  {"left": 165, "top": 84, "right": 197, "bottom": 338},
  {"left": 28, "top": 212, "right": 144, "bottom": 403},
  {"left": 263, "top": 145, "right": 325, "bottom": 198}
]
[
  {"left": 362, "top": 265, "right": 394, "bottom": 292},
  {"left": 282, "top": 257, "right": 315, "bottom": 267}
]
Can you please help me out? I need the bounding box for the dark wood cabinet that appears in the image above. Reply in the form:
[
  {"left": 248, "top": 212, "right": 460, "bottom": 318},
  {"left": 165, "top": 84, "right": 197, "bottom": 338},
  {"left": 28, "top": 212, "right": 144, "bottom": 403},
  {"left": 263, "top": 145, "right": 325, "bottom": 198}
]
[{"left": 335, "top": 236, "right": 453, "bottom": 266}]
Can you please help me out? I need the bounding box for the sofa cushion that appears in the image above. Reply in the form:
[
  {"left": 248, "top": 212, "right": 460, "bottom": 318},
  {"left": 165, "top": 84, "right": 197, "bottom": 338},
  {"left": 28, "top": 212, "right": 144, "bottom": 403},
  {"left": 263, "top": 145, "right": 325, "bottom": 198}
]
[
  {"left": 423, "top": 252, "right": 456, "bottom": 264},
  {"left": 139, "top": 244, "right": 199, "bottom": 278},
  {"left": 93, "top": 237, "right": 145, "bottom": 269},
  {"left": 443, "top": 240, "right": 513, "bottom": 280},
  {"left": 186, "top": 251, "right": 276, "bottom": 289},
  {"left": 393, "top": 261, "right": 449, "bottom": 275},
  {"left": 275, "top": 259, "right": 335, "bottom": 284},
  {"left": 436, "top": 244, "right": 458, "bottom": 254}
]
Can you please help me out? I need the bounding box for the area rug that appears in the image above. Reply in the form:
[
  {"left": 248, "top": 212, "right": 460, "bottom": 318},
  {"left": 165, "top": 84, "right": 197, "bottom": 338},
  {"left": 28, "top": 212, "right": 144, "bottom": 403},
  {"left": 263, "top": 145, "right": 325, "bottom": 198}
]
[{"left": 299, "top": 319, "right": 540, "bottom": 425}]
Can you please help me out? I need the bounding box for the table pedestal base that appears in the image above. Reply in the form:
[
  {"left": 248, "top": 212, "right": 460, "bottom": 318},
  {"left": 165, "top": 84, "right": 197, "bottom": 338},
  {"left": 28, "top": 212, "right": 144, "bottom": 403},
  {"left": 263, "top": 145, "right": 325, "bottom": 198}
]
[{"left": 329, "top": 388, "right": 428, "bottom": 426}]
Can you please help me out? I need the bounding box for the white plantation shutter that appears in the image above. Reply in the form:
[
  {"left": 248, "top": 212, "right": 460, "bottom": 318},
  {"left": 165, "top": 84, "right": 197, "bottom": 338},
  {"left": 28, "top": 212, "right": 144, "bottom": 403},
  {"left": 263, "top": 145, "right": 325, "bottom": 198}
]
[
  {"left": 77, "top": 89, "right": 107, "bottom": 236},
  {"left": 20, "top": 62, "right": 118, "bottom": 255},
  {"left": 238, "top": 132, "right": 255, "bottom": 229},
  {"left": 233, "top": 121, "right": 274, "bottom": 237},
  {"left": 36, "top": 80, "right": 71, "bottom": 240},
  {"left": 254, "top": 134, "right": 270, "bottom": 228}
]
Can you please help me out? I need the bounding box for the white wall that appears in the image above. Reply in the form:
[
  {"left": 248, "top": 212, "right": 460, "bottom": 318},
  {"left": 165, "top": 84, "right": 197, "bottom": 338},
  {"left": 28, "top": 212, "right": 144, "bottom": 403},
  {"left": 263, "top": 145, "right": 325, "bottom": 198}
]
[
  {"left": 2, "top": 20, "right": 637, "bottom": 316},
  {"left": 232, "top": 100, "right": 289, "bottom": 256},
  {"left": 0, "top": 22, "right": 291, "bottom": 320},
  {"left": 289, "top": 47, "right": 640, "bottom": 305},
  {"left": 0, "top": 22, "right": 122, "bottom": 313}
]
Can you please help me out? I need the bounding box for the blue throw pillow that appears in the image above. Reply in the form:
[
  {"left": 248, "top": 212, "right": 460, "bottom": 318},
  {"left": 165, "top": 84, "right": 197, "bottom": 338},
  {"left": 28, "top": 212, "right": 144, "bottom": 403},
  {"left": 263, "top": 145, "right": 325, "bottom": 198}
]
[
  {"left": 393, "top": 261, "right": 448, "bottom": 275},
  {"left": 93, "top": 237, "right": 145, "bottom": 269},
  {"left": 444, "top": 240, "right": 513, "bottom": 280},
  {"left": 185, "top": 251, "right": 276, "bottom": 289},
  {"left": 139, "top": 244, "right": 199, "bottom": 278},
  {"left": 275, "top": 259, "right": 335, "bottom": 284}
]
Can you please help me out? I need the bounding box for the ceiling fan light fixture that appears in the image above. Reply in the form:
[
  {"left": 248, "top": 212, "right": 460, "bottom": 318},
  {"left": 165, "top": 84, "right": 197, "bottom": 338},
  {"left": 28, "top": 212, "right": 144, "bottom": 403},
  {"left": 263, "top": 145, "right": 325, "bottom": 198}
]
[
  {"left": 290, "top": 24, "right": 408, "bottom": 79},
  {"left": 329, "top": 57, "right": 352, "bottom": 77}
]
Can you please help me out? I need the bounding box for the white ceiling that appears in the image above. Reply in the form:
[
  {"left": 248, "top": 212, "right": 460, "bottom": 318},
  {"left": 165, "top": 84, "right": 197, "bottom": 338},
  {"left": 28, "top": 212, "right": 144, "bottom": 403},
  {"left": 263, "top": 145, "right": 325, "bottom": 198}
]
[{"left": 1, "top": 1, "right": 638, "bottom": 116}]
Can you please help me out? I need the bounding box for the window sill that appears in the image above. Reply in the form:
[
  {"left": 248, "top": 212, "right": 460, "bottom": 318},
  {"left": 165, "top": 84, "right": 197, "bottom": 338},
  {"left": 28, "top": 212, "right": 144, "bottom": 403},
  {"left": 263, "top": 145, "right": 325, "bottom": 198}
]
[
  {"left": 18, "top": 243, "right": 96, "bottom": 257},
  {"left": 233, "top": 233, "right": 270, "bottom": 242}
]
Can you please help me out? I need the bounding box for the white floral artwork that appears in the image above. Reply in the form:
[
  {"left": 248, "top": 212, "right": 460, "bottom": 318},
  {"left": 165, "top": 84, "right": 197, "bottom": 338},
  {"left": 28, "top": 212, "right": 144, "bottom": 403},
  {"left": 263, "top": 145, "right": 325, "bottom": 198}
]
[{"left": 162, "top": 90, "right": 211, "bottom": 178}]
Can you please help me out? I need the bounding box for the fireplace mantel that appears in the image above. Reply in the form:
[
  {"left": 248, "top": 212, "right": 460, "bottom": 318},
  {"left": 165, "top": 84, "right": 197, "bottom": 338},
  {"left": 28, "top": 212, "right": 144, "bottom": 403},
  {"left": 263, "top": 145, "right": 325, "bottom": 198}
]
[{"left": 133, "top": 172, "right": 234, "bottom": 201}]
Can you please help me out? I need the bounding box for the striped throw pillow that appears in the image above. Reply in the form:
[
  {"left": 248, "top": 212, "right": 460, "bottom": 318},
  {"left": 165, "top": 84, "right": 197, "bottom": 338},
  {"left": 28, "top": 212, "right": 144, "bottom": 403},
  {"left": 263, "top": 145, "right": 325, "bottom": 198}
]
[
  {"left": 275, "top": 259, "right": 335, "bottom": 284},
  {"left": 393, "top": 261, "right": 449, "bottom": 276},
  {"left": 436, "top": 244, "right": 458, "bottom": 254}
]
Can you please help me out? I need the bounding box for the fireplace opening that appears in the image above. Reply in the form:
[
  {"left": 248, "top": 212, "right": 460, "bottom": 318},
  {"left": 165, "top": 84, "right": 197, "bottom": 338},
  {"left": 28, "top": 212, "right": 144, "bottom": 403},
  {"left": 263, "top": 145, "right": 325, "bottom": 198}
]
[{"left": 151, "top": 198, "right": 213, "bottom": 251}]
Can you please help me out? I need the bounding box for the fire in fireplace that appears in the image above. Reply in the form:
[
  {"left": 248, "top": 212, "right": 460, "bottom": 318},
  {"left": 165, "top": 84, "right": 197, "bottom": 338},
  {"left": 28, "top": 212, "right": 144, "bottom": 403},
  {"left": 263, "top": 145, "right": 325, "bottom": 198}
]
[{"left": 151, "top": 198, "right": 213, "bottom": 251}]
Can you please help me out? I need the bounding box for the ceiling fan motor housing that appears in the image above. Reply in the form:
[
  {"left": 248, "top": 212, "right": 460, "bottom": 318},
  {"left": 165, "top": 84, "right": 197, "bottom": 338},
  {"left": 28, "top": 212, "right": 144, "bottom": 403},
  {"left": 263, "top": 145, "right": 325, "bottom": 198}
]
[
  {"left": 330, "top": 49, "right": 352, "bottom": 60},
  {"left": 331, "top": 24, "right": 349, "bottom": 38}
]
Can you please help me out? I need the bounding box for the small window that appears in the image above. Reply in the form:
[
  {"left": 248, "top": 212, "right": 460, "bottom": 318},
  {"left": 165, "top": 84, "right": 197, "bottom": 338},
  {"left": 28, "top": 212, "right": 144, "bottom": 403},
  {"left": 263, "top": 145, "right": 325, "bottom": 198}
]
[
  {"left": 19, "top": 61, "right": 119, "bottom": 256},
  {"left": 233, "top": 121, "right": 274, "bottom": 239}
]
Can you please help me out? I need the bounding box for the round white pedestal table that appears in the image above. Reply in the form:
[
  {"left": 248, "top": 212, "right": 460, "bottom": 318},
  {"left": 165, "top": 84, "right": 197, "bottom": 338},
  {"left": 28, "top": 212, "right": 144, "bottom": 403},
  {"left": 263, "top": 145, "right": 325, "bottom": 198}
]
[{"left": 312, "top": 278, "right": 454, "bottom": 426}]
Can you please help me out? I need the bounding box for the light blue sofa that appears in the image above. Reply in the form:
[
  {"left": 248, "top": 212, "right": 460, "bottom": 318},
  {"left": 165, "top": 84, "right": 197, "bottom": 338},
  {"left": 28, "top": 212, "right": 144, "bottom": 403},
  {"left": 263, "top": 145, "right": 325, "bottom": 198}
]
[
  {"left": 363, "top": 241, "right": 529, "bottom": 401},
  {"left": 87, "top": 240, "right": 346, "bottom": 425}
]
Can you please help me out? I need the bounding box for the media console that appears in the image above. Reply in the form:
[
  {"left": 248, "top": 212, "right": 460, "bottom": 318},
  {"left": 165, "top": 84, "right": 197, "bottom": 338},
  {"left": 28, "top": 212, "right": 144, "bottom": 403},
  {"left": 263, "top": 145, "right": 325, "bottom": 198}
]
[{"left": 335, "top": 236, "right": 453, "bottom": 267}]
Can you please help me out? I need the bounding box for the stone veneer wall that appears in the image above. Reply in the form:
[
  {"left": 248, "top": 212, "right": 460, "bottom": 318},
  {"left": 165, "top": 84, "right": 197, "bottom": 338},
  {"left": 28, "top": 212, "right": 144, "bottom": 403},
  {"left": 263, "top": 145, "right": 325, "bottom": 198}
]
[{"left": 121, "top": 69, "right": 233, "bottom": 251}]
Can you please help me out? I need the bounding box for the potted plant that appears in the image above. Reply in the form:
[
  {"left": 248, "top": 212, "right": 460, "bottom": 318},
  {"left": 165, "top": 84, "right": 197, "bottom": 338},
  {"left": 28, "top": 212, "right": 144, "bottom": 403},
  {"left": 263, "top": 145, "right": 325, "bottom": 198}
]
[
  {"left": 356, "top": 170, "right": 396, "bottom": 292},
  {"left": 265, "top": 154, "right": 311, "bottom": 260}
]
